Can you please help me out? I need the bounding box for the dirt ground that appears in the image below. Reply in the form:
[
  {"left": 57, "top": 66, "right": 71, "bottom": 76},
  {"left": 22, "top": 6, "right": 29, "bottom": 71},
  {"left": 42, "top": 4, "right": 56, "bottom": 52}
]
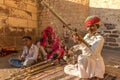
[{"left": 0, "top": 48, "right": 120, "bottom": 80}]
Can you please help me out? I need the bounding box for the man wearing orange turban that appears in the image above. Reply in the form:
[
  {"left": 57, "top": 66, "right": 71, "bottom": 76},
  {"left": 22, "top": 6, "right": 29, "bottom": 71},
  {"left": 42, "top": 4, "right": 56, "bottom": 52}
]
[{"left": 64, "top": 16, "right": 105, "bottom": 80}]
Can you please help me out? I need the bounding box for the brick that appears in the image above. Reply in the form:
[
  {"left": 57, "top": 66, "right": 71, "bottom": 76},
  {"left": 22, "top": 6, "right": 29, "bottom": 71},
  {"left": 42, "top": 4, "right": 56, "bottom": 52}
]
[
  {"left": 25, "top": 28, "right": 36, "bottom": 37},
  {"left": 0, "top": 4, "right": 9, "bottom": 15},
  {"left": 109, "top": 34, "right": 119, "bottom": 38},
  {"left": 104, "top": 43, "right": 108, "bottom": 46},
  {"left": 27, "top": 20, "right": 37, "bottom": 28},
  {"left": 5, "top": 0, "right": 20, "bottom": 8},
  {"left": 104, "top": 31, "right": 111, "bottom": 34},
  {"left": 109, "top": 43, "right": 119, "bottom": 46},
  {"left": 4, "top": 26, "right": 17, "bottom": 36},
  {"left": 16, "top": 37, "right": 23, "bottom": 49},
  {"left": 117, "top": 38, "right": 120, "bottom": 43},
  {"left": 9, "top": 8, "right": 32, "bottom": 19},
  {"left": 0, "top": 36, "right": 15, "bottom": 47},
  {"left": 24, "top": 0, "right": 37, "bottom": 6},
  {"left": 32, "top": 13, "right": 37, "bottom": 20},
  {"left": 0, "top": 26, "right": 4, "bottom": 35},
  {"left": 7, "top": 17, "right": 28, "bottom": 27},
  {"left": 5, "top": 0, "right": 27, "bottom": 10},
  {"left": 105, "top": 38, "right": 116, "bottom": 42},
  {"left": 112, "top": 30, "right": 119, "bottom": 33},
  {"left": 104, "top": 23, "right": 116, "bottom": 30},
  {"left": 0, "top": 0, "right": 4, "bottom": 4},
  {"left": 27, "top": 4, "right": 37, "bottom": 13},
  {"left": 17, "top": 27, "right": 25, "bottom": 36}
]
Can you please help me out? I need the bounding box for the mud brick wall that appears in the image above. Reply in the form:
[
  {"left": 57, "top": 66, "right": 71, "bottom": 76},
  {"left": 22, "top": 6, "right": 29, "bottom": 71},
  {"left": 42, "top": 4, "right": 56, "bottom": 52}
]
[
  {"left": 0, "top": 0, "right": 38, "bottom": 49},
  {"left": 89, "top": 0, "right": 120, "bottom": 49}
]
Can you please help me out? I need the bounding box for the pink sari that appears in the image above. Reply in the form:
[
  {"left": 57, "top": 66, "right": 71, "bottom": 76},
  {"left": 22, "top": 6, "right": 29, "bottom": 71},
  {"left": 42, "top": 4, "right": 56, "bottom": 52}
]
[{"left": 40, "top": 26, "right": 64, "bottom": 60}]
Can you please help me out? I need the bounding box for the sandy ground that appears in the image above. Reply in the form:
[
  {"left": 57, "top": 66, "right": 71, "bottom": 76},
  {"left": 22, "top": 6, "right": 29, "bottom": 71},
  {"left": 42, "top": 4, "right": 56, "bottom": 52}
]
[{"left": 0, "top": 48, "right": 120, "bottom": 80}]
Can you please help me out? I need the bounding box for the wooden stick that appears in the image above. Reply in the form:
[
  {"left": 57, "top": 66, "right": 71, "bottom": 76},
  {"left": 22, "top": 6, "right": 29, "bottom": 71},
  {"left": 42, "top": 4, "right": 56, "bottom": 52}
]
[
  {"left": 8, "top": 62, "right": 53, "bottom": 80},
  {"left": 7, "top": 61, "right": 48, "bottom": 80}
]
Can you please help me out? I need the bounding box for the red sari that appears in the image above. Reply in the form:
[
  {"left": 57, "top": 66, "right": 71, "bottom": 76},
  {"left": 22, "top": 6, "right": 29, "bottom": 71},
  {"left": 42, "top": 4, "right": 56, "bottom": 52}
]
[{"left": 40, "top": 26, "right": 64, "bottom": 60}]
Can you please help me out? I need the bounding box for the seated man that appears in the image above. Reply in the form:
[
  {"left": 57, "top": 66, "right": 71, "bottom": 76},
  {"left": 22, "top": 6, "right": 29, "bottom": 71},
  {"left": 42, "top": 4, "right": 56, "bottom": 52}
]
[
  {"left": 9, "top": 36, "right": 39, "bottom": 68},
  {"left": 64, "top": 16, "right": 105, "bottom": 80},
  {"left": 38, "top": 26, "right": 64, "bottom": 63}
]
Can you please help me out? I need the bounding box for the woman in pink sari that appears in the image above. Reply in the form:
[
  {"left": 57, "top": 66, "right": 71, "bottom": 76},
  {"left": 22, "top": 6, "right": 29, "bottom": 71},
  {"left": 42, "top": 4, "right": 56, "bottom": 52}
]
[{"left": 40, "top": 26, "right": 64, "bottom": 62}]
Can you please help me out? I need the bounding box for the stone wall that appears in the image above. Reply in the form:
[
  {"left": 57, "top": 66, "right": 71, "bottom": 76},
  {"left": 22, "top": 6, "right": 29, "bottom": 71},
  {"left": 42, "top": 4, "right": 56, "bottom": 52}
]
[
  {"left": 0, "top": 0, "right": 38, "bottom": 49},
  {"left": 1, "top": 0, "right": 119, "bottom": 49},
  {"left": 89, "top": 0, "right": 120, "bottom": 49},
  {"left": 38, "top": 0, "right": 89, "bottom": 38}
]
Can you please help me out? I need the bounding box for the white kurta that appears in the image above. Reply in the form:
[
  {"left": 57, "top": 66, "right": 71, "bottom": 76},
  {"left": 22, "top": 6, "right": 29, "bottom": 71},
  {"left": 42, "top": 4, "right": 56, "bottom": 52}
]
[{"left": 64, "top": 33, "right": 105, "bottom": 78}]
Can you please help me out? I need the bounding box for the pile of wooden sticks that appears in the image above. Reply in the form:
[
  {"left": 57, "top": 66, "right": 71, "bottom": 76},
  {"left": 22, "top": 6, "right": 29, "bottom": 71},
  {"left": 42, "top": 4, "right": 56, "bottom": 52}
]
[{"left": 6, "top": 60, "right": 55, "bottom": 80}]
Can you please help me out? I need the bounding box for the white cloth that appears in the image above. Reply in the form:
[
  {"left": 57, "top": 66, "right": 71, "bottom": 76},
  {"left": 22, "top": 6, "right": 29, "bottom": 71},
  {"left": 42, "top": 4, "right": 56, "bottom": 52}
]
[
  {"left": 21, "top": 44, "right": 39, "bottom": 61},
  {"left": 64, "top": 33, "right": 105, "bottom": 78}
]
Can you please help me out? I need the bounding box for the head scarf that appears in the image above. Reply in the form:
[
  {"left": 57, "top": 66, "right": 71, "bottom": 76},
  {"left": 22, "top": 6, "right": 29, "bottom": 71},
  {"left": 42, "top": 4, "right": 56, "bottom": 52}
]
[
  {"left": 85, "top": 15, "right": 100, "bottom": 27},
  {"left": 40, "top": 26, "right": 55, "bottom": 46},
  {"left": 40, "top": 26, "right": 60, "bottom": 50},
  {"left": 40, "top": 26, "right": 64, "bottom": 60}
]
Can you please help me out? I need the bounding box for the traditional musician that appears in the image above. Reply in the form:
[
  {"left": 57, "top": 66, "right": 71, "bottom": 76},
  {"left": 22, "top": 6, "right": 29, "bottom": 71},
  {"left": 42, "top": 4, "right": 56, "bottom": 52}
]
[
  {"left": 38, "top": 26, "right": 64, "bottom": 63},
  {"left": 64, "top": 16, "right": 105, "bottom": 80},
  {"left": 9, "top": 36, "right": 39, "bottom": 68}
]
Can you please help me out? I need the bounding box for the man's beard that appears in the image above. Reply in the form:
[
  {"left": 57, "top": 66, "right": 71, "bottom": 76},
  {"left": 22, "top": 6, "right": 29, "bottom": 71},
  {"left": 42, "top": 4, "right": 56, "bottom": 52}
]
[{"left": 88, "top": 29, "right": 94, "bottom": 34}]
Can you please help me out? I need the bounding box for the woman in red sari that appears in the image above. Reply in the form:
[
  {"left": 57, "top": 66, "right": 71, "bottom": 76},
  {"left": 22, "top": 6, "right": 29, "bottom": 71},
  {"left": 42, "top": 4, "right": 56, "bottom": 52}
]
[{"left": 40, "top": 26, "right": 64, "bottom": 62}]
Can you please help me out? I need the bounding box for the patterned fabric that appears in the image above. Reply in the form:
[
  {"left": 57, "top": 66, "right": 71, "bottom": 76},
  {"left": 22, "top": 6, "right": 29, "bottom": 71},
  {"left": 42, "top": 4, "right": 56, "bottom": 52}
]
[
  {"left": 85, "top": 15, "right": 100, "bottom": 26},
  {"left": 40, "top": 26, "right": 64, "bottom": 60}
]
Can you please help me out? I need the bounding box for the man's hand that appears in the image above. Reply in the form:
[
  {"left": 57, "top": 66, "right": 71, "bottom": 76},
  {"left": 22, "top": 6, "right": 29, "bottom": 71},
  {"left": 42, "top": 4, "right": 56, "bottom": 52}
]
[
  {"left": 19, "top": 56, "right": 25, "bottom": 61},
  {"left": 67, "top": 47, "right": 74, "bottom": 55}
]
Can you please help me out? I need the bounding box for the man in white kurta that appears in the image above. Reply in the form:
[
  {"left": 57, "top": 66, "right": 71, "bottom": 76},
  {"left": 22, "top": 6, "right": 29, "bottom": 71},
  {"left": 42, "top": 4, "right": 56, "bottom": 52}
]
[{"left": 64, "top": 16, "right": 105, "bottom": 79}]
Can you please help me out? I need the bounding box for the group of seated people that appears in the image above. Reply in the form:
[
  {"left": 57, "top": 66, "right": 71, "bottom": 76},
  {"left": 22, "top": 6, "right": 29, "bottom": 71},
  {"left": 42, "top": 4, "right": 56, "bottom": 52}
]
[
  {"left": 9, "top": 16, "right": 106, "bottom": 80},
  {"left": 9, "top": 26, "right": 65, "bottom": 68}
]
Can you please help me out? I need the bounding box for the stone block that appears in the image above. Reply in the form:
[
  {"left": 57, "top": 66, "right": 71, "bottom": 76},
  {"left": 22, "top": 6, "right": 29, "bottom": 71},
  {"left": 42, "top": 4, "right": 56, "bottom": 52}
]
[
  {"left": 4, "top": 26, "right": 17, "bottom": 36},
  {"left": 28, "top": 20, "right": 37, "bottom": 28},
  {"left": 7, "top": 17, "right": 28, "bottom": 27},
  {"left": 15, "top": 37, "right": 23, "bottom": 49},
  {"left": 24, "top": 0, "right": 37, "bottom": 6},
  {"left": 0, "top": 36, "right": 15, "bottom": 47},
  {"left": 112, "top": 30, "right": 119, "bottom": 33},
  {"left": 104, "top": 23, "right": 116, "bottom": 30},
  {"left": 32, "top": 13, "right": 37, "bottom": 20},
  {"left": 0, "top": 0, "right": 4, "bottom": 4},
  {"left": 25, "top": 28, "right": 36, "bottom": 39},
  {"left": 9, "top": 8, "right": 32, "bottom": 19},
  {"left": 7, "top": 17, "right": 19, "bottom": 27},
  {"left": 5, "top": 0, "right": 20, "bottom": 8},
  {"left": 0, "top": 4, "right": 9, "bottom": 15},
  {"left": 104, "top": 30, "right": 111, "bottom": 34},
  {"left": 109, "top": 34, "right": 119, "bottom": 38},
  {"left": 5, "top": 0, "right": 27, "bottom": 10},
  {"left": 109, "top": 43, "right": 119, "bottom": 46},
  {"left": 18, "top": 19, "right": 28, "bottom": 27},
  {"left": 27, "top": 4, "right": 37, "bottom": 13},
  {"left": 0, "top": 27, "right": 4, "bottom": 35},
  {"left": 105, "top": 38, "right": 116, "bottom": 42}
]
